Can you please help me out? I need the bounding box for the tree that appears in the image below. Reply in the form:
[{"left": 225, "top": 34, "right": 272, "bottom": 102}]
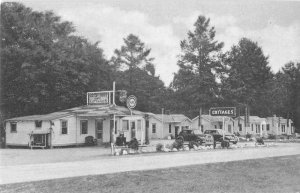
[
  {"left": 111, "top": 34, "right": 165, "bottom": 112},
  {"left": 221, "top": 38, "right": 273, "bottom": 117},
  {"left": 0, "top": 2, "right": 110, "bottom": 119},
  {"left": 172, "top": 15, "right": 224, "bottom": 117},
  {"left": 267, "top": 62, "right": 300, "bottom": 132}
]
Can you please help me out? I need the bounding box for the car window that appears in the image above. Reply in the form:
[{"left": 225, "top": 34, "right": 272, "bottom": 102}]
[{"left": 194, "top": 130, "right": 201, "bottom": 135}]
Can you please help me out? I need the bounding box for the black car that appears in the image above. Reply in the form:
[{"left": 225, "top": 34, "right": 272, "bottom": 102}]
[
  {"left": 204, "top": 129, "right": 238, "bottom": 144},
  {"left": 177, "top": 129, "right": 204, "bottom": 144}
]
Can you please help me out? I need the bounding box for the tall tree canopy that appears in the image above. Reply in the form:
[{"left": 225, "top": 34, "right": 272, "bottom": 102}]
[
  {"left": 266, "top": 62, "right": 300, "bottom": 132},
  {"left": 0, "top": 2, "right": 110, "bottom": 118},
  {"left": 171, "top": 15, "right": 224, "bottom": 117},
  {"left": 111, "top": 34, "right": 165, "bottom": 113},
  {"left": 221, "top": 38, "right": 273, "bottom": 117}
]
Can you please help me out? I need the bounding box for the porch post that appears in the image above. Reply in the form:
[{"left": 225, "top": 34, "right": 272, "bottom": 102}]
[{"left": 145, "top": 114, "right": 149, "bottom": 144}]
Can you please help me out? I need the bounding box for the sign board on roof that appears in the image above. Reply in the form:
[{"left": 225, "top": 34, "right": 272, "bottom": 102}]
[
  {"left": 209, "top": 107, "right": 236, "bottom": 117},
  {"left": 87, "top": 92, "right": 109, "bottom": 105}
]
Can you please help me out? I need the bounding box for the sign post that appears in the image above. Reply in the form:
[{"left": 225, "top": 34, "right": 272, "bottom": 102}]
[
  {"left": 209, "top": 107, "right": 236, "bottom": 140},
  {"left": 126, "top": 95, "right": 137, "bottom": 116}
]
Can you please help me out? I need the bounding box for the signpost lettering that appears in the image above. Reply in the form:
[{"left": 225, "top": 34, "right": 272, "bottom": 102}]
[
  {"left": 87, "top": 92, "right": 109, "bottom": 105},
  {"left": 209, "top": 107, "right": 236, "bottom": 117}
]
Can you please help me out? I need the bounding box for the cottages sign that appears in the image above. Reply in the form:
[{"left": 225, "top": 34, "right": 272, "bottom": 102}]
[
  {"left": 209, "top": 107, "right": 236, "bottom": 117},
  {"left": 87, "top": 92, "right": 109, "bottom": 105}
]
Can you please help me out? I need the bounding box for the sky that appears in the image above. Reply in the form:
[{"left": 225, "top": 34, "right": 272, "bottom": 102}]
[{"left": 10, "top": 0, "right": 300, "bottom": 85}]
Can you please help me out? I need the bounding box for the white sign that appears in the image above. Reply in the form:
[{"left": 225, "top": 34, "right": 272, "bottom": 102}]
[
  {"left": 126, "top": 95, "right": 137, "bottom": 109},
  {"left": 87, "top": 92, "right": 109, "bottom": 105}
]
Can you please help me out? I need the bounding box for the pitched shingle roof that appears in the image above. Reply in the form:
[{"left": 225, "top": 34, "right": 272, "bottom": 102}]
[
  {"left": 6, "top": 105, "right": 146, "bottom": 121},
  {"left": 192, "top": 115, "right": 233, "bottom": 122},
  {"left": 153, "top": 114, "right": 191, "bottom": 123}
]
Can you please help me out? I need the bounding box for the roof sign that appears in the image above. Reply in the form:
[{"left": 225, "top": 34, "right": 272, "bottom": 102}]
[
  {"left": 209, "top": 107, "right": 236, "bottom": 117},
  {"left": 87, "top": 92, "right": 109, "bottom": 105}
]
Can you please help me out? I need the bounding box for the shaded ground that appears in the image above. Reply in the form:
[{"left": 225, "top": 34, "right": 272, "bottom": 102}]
[{"left": 1, "top": 155, "right": 300, "bottom": 193}]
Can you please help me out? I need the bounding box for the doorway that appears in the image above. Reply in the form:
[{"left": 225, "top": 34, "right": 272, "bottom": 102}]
[
  {"left": 131, "top": 121, "right": 136, "bottom": 139},
  {"left": 95, "top": 119, "right": 103, "bottom": 144},
  {"left": 175, "top": 126, "right": 179, "bottom": 138}
]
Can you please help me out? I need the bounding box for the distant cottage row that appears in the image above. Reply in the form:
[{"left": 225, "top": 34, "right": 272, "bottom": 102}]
[{"left": 4, "top": 104, "right": 295, "bottom": 148}]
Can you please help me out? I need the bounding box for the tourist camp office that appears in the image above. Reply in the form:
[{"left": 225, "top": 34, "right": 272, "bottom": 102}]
[{"left": 5, "top": 105, "right": 150, "bottom": 148}]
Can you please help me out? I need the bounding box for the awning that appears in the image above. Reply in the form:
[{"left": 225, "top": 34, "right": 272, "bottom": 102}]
[{"left": 29, "top": 130, "right": 51, "bottom": 135}]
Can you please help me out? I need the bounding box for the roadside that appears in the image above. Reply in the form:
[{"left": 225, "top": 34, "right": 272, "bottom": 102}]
[
  {"left": 0, "top": 140, "right": 276, "bottom": 166},
  {"left": 0, "top": 141, "right": 294, "bottom": 166},
  {"left": 0, "top": 143, "right": 299, "bottom": 185},
  {"left": 1, "top": 155, "right": 300, "bottom": 193}
]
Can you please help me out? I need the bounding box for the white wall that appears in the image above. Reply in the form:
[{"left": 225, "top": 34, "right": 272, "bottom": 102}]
[
  {"left": 148, "top": 117, "right": 163, "bottom": 139},
  {"left": 6, "top": 120, "right": 51, "bottom": 146}
]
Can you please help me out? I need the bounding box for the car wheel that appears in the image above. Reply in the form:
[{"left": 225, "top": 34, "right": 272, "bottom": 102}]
[{"left": 233, "top": 141, "right": 237, "bottom": 144}]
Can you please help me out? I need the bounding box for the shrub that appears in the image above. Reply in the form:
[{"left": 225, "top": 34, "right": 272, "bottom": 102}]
[
  {"left": 156, "top": 143, "right": 163, "bottom": 152},
  {"left": 246, "top": 133, "right": 252, "bottom": 139},
  {"left": 189, "top": 141, "right": 199, "bottom": 149},
  {"left": 172, "top": 139, "right": 183, "bottom": 149},
  {"left": 128, "top": 138, "right": 139, "bottom": 150},
  {"left": 268, "top": 134, "right": 276, "bottom": 140},
  {"left": 85, "top": 136, "right": 96, "bottom": 146},
  {"left": 256, "top": 137, "right": 264, "bottom": 145},
  {"left": 221, "top": 140, "right": 230, "bottom": 148}
]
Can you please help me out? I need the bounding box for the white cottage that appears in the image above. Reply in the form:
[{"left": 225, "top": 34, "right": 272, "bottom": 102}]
[
  {"left": 5, "top": 105, "right": 148, "bottom": 148},
  {"left": 191, "top": 115, "right": 234, "bottom": 134},
  {"left": 233, "top": 116, "right": 267, "bottom": 136},
  {"left": 265, "top": 117, "right": 294, "bottom": 135},
  {"left": 148, "top": 114, "right": 192, "bottom": 139}
]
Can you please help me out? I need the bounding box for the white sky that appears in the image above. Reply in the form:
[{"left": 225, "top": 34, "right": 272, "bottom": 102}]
[{"left": 11, "top": 0, "right": 300, "bottom": 85}]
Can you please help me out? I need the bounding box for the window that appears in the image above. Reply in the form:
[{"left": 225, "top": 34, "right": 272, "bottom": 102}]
[
  {"left": 267, "top": 124, "right": 270, "bottom": 131},
  {"left": 251, "top": 124, "right": 254, "bottom": 131},
  {"left": 35, "top": 120, "right": 42, "bottom": 128},
  {"left": 122, "top": 120, "right": 129, "bottom": 130},
  {"left": 281, "top": 125, "right": 286, "bottom": 133},
  {"left": 169, "top": 124, "right": 172, "bottom": 133},
  {"left": 80, "top": 120, "right": 88, "bottom": 134},
  {"left": 214, "top": 125, "right": 217, "bottom": 129},
  {"left": 256, "top": 124, "right": 260, "bottom": 133},
  {"left": 220, "top": 124, "right": 223, "bottom": 129},
  {"left": 201, "top": 125, "right": 204, "bottom": 133},
  {"left": 61, "top": 120, "right": 68, "bottom": 134},
  {"left": 10, "top": 122, "right": 17, "bottom": 133},
  {"left": 152, "top": 123, "right": 156, "bottom": 133},
  {"left": 115, "top": 121, "right": 118, "bottom": 134},
  {"left": 238, "top": 124, "right": 242, "bottom": 132}
]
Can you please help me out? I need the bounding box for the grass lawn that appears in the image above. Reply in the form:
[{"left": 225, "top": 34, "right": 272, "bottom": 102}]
[{"left": 1, "top": 155, "right": 300, "bottom": 193}]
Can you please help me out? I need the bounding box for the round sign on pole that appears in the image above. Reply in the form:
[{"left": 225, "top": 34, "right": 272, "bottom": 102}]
[{"left": 126, "top": 95, "right": 137, "bottom": 109}]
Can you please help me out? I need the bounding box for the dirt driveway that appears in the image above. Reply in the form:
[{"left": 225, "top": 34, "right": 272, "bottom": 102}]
[{"left": 1, "top": 142, "right": 299, "bottom": 185}]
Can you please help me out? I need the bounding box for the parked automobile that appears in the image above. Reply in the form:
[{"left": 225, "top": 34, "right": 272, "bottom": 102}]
[
  {"left": 204, "top": 129, "right": 238, "bottom": 144},
  {"left": 177, "top": 129, "right": 204, "bottom": 144}
]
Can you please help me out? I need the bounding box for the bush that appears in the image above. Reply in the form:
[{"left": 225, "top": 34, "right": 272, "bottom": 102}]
[
  {"left": 246, "top": 133, "right": 252, "bottom": 139},
  {"left": 85, "top": 136, "right": 96, "bottom": 146},
  {"left": 172, "top": 139, "right": 183, "bottom": 149},
  {"left": 221, "top": 140, "right": 230, "bottom": 148},
  {"left": 189, "top": 141, "right": 199, "bottom": 149},
  {"left": 156, "top": 143, "right": 163, "bottom": 152},
  {"left": 256, "top": 137, "right": 264, "bottom": 145},
  {"left": 268, "top": 134, "right": 276, "bottom": 140},
  {"left": 128, "top": 138, "right": 139, "bottom": 150}
]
